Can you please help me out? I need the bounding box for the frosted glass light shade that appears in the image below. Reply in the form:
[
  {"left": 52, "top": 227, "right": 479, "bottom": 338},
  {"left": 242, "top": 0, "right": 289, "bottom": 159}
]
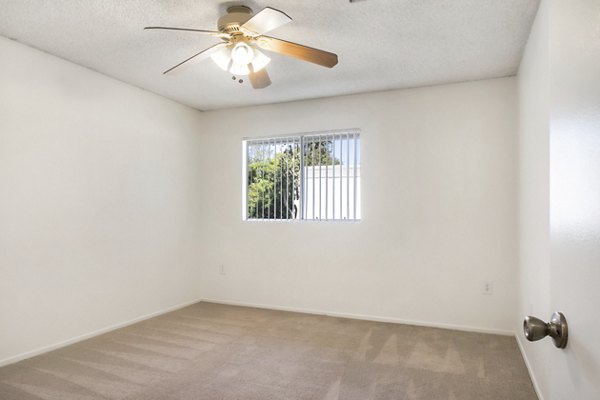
[
  {"left": 210, "top": 47, "right": 232, "bottom": 71},
  {"left": 229, "top": 62, "right": 250, "bottom": 76},
  {"left": 250, "top": 49, "right": 271, "bottom": 72}
]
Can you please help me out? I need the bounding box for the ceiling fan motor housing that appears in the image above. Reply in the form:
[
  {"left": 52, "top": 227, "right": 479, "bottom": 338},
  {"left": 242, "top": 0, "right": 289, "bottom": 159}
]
[{"left": 218, "top": 6, "right": 253, "bottom": 34}]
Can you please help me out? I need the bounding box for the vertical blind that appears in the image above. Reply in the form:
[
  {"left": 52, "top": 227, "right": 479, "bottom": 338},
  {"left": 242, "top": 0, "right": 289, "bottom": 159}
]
[{"left": 245, "top": 130, "right": 361, "bottom": 221}]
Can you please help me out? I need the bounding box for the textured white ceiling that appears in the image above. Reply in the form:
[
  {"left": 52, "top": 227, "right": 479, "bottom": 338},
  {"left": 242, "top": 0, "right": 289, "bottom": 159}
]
[{"left": 0, "top": 0, "right": 539, "bottom": 110}]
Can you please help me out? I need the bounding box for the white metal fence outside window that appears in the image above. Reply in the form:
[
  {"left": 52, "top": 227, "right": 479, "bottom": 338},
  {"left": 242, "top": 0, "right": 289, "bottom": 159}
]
[{"left": 243, "top": 130, "right": 361, "bottom": 221}]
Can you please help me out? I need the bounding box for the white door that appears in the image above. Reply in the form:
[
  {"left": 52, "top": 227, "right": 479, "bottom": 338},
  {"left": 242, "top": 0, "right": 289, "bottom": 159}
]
[{"left": 548, "top": 0, "right": 600, "bottom": 398}]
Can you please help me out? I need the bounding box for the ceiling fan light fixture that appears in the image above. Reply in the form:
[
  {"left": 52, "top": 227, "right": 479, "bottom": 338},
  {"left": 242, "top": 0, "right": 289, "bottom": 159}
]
[{"left": 250, "top": 49, "right": 271, "bottom": 72}]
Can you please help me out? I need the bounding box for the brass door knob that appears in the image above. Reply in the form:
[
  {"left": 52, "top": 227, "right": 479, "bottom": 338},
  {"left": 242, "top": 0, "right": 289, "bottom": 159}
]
[{"left": 523, "top": 312, "right": 568, "bottom": 349}]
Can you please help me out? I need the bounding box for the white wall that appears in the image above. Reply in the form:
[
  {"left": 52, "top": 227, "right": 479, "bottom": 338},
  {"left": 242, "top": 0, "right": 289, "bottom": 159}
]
[
  {"left": 517, "top": 0, "right": 600, "bottom": 398},
  {"left": 517, "top": 0, "right": 551, "bottom": 396},
  {"left": 0, "top": 37, "right": 206, "bottom": 364},
  {"left": 0, "top": 32, "right": 522, "bottom": 366},
  {"left": 199, "top": 77, "right": 518, "bottom": 334}
]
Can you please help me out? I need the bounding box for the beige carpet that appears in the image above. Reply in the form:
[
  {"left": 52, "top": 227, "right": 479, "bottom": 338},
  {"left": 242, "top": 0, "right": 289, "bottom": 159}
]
[{"left": 0, "top": 302, "right": 537, "bottom": 400}]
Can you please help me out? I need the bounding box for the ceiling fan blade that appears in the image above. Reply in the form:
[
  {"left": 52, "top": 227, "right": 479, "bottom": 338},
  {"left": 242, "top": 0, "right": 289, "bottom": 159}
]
[
  {"left": 144, "top": 26, "right": 229, "bottom": 39},
  {"left": 163, "top": 42, "right": 227, "bottom": 74},
  {"left": 249, "top": 67, "right": 272, "bottom": 89},
  {"left": 255, "top": 36, "right": 338, "bottom": 68},
  {"left": 241, "top": 7, "right": 292, "bottom": 35}
]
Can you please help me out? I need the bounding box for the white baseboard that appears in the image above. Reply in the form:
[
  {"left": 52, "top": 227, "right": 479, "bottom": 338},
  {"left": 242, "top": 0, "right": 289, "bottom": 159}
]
[
  {"left": 0, "top": 298, "right": 203, "bottom": 368},
  {"left": 516, "top": 334, "right": 544, "bottom": 400},
  {"left": 201, "top": 297, "right": 515, "bottom": 336}
]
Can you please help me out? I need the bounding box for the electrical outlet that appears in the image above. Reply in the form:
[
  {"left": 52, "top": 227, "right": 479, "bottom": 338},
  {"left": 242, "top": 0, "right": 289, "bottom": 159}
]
[
  {"left": 483, "top": 281, "right": 494, "bottom": 295},
  {"left": 219, "top": 265, "right": 226, "bottom": 275}
]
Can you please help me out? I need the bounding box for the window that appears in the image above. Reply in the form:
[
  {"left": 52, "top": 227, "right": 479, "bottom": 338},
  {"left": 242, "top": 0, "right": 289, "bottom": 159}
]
[{"left": 243, "top": 130, "right": 361, "bottom": 221}]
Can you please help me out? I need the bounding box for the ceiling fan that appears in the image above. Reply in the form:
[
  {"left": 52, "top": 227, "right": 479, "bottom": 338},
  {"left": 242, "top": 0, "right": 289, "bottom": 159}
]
[{"left": 144, "top": 5, "right": 338, "bottom": 89}]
